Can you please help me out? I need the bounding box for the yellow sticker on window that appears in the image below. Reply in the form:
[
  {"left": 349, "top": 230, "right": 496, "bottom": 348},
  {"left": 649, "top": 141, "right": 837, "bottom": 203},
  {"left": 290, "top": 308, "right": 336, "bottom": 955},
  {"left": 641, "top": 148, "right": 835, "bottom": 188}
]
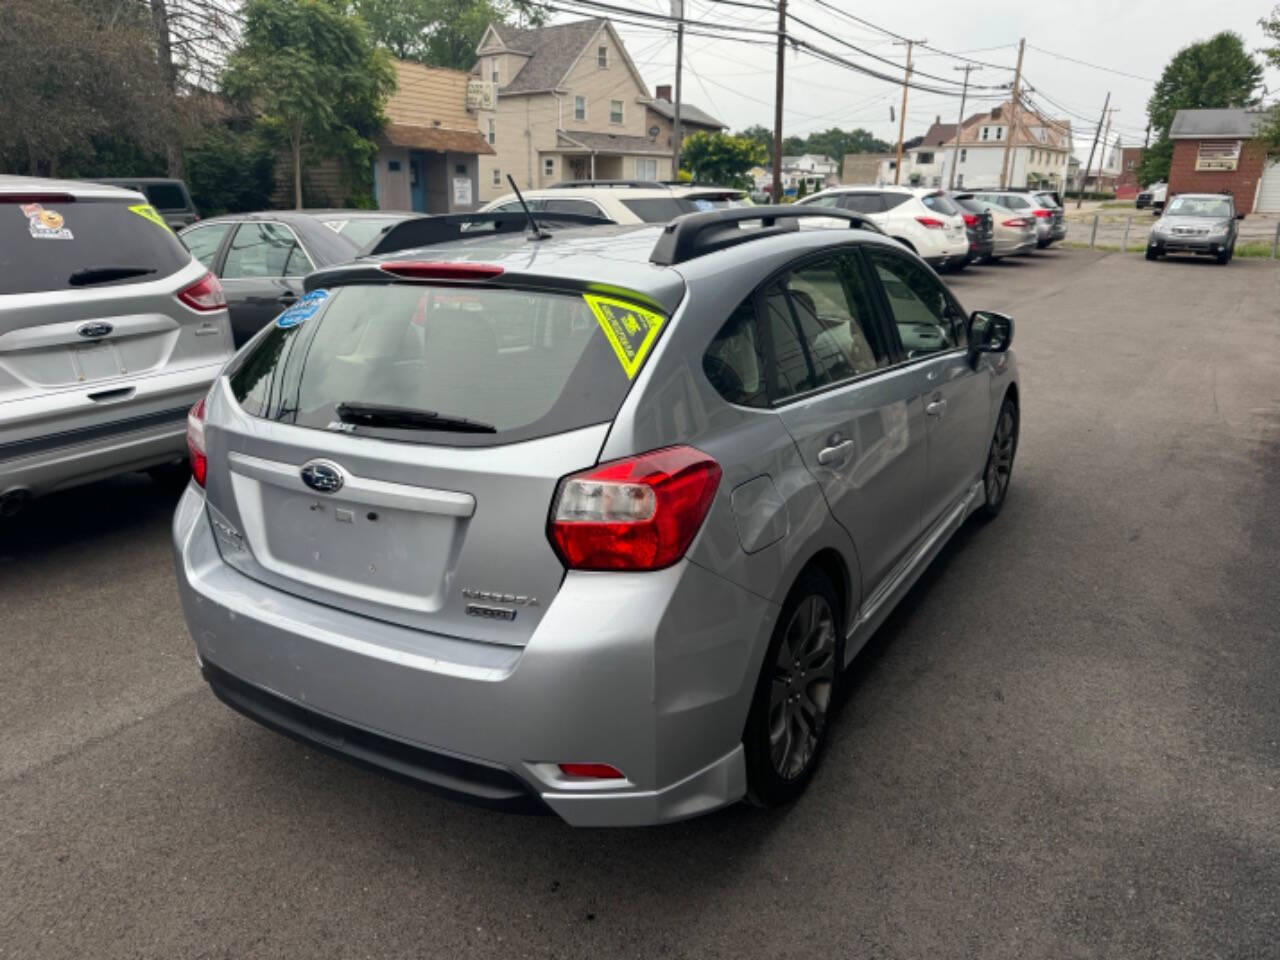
[
  {"left": 583, "top": 293, "right": 665, "bottom": 380},
  {"left": 128, "top": 203, "right": 170, "bottom": 231}
]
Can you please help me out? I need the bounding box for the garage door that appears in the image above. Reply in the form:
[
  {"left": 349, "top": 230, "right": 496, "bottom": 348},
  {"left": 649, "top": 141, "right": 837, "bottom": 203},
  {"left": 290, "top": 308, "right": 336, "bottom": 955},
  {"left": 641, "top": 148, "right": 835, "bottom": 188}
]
[{"left": 1256, "top": 160, "right": 1280, "bottom": 213}]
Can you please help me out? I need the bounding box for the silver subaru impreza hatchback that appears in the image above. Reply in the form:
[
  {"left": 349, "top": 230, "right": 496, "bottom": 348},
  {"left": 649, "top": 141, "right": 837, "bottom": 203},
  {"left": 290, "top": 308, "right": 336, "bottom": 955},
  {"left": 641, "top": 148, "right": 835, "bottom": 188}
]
[{"left": 173, "top": 207, "right": 1019, "bottom": 825}]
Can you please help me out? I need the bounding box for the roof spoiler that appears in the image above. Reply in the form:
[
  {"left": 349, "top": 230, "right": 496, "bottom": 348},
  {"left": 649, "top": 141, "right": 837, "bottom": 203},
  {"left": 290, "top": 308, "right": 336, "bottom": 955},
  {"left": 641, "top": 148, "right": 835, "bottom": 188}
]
[
  {"left": 363, "top": 211, "right": 616, "bottom": 256},
  {"left": 649, "top": 206, "right": 881, "bottom": 266}
]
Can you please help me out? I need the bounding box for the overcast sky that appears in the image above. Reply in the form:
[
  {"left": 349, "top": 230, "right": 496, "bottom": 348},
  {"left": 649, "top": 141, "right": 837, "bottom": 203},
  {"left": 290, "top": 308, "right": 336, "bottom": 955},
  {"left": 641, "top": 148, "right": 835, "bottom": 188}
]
[{"left": 548, "top": 0, "right": 1280, "bottom": 160}]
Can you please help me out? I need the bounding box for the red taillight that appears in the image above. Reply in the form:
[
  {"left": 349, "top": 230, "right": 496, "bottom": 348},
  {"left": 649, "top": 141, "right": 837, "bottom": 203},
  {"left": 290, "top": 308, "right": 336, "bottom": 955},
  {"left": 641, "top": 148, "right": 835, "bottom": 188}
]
[
  {"left": 1032, "top": 209, "right": 1053, "bottom": 219},
  {"left": 1003, "top": 218, "right": 1028, "bottom": 227},
  {"left": 177, "top": 272, "right": 226, "bottom": 312},
  {"left": 548, "top": 446, "right": 722, "bottom": 571},
  {"left": 961, "top": 213, "right": 978, "bottom": 227},
  {"left": 0, "top": 193, "right": 75, "bottom": 204},
  {"left": 558, "top": 763, "right": 625, "bottom": 780},
  {"left": 186, "top": 397, "right": 207, "bottom": 487},
  {"left": 915, "top": 216, "right": 945, "bottom": 229},
  {"left": 379, "top": 261, "right": 505, "bottom": 281}
]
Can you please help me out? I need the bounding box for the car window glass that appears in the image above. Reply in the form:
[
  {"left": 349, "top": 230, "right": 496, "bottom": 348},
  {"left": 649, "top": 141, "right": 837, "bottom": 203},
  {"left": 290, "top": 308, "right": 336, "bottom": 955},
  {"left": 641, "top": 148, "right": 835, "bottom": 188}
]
[
  {"left": 880, "top": 193, "right": 909, "bottom": 211},
  {"left": 1003, "top": 195, "right": 1028, "bottom": 209},
  {"left": 223, "top": 222, "right": 308, "bottom": 279},
  {"left": 542, "top": 198, "right": 604, "bottom": 216},
  {"left": 703, "top": 298, "right": 769, "bottom": 408},
  {"left": 180, "top": 222, "right": 232, "bottom": 269},
  {"left": 620, "top": 198, "right": 688, "bottom": 222},
  {"left": 802, "top": 195, "right": 840, "bottom": 208},
  {"left": 921, "top": 193, "right": 959, "bottom": 215},
  {"left": 145, "top": 183, "right": 188, "bottom": 211},
  {"left": 868, "top": 248, "right": 966, "bottom": 358},
  {"left": 838, "top": 194, "right": 883, "bottom": 214}
]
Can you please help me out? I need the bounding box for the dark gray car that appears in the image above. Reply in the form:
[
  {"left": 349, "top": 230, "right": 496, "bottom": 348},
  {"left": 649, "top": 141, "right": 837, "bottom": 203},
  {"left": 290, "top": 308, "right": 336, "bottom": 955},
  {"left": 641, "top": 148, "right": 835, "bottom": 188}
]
[
  {"left": 172, "top": 207, "right": 1020, "bottom": 825},
  {"left": 1146, "top": 193, "right": 1242, "bottom": 264}
]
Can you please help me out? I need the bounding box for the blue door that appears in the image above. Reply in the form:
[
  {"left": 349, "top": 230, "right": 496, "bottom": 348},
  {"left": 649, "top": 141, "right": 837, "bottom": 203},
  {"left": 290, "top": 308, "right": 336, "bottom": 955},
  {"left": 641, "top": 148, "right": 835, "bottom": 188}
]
[{"left": 409, "top": 152, "right": 426, "bottom": 212}]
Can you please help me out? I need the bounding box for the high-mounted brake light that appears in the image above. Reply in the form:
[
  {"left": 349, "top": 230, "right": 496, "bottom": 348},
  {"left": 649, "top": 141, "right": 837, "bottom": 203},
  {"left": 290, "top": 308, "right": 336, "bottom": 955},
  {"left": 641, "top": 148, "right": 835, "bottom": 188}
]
[
  {"left": 378, "top": 261, "right": 505, "bottom": 281},
  {"left": 961, "top": 213, "right": 978, "bottom": 227},
  {"left": 177, "top": 272, "right": 226, "bottom": 312},
  {"left": 0, "top": 193, "right": 75, "bottom": 204},
  {"left": 558, "top": 763, "right": 625, "bottom": 780},
  {"left": 187, "top": 397, "right": 207, "bottom": 487},
  {"left": 548, "top": 446, "right": 721, "bottom": 571},
  {"left": 1032, "top": 209, "right": 1053, "bottom": 219},
  {"left": 915, "top": 216, "right": 945, "bottom": 229}
]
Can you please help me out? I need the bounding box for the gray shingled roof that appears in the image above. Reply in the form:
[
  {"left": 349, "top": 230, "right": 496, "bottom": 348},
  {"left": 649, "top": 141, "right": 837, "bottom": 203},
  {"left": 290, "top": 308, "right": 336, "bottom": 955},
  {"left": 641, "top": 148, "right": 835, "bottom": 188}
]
[
  {"left": 646, "top": 99, "right": 726, "bottom": 131},
  {"left": 494, "top": 18, "right": 607, "bottom": 95},
  {"left": 1169, "top": 108, "right": 1266, "bottom": 139},
  {"left": 558, "top": 130, "right": 672, "bottom": 155}
]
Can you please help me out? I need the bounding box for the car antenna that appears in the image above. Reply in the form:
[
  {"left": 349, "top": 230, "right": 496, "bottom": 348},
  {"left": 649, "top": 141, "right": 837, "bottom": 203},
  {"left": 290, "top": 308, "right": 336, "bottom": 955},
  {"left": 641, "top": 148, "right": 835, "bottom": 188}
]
[{"left": 507, "top": 174, "right": 550, "bottom": 240}]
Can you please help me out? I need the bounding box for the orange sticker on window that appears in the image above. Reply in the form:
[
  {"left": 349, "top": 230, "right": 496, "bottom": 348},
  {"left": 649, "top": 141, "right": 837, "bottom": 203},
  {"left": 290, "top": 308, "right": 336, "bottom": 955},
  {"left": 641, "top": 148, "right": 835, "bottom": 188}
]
[{"left": 583, "top": 294, "right": 665, "bottom": 380}]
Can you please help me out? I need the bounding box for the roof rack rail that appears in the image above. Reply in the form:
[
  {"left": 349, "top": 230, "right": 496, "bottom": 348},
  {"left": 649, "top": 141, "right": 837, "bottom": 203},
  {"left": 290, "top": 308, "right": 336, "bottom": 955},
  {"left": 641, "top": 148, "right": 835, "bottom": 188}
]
[
  {"left": 363, "top": 211, "right": 615, "bottom": 256},
  {"left": 548, "top": 180, "right": 667, "bottom": 189},
  {"left": 650, "top": 206, "right": 880, "bottom": 266},
  {"left": 657, "top": 180, "right": 741, "bottom": 189}
]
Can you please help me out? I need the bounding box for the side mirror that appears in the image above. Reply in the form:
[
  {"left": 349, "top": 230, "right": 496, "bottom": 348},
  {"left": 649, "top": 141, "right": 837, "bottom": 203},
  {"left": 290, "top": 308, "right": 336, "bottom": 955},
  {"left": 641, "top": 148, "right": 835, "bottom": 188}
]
[{"left": 968, "top": 310, "right": 1014, "bottom": 364}]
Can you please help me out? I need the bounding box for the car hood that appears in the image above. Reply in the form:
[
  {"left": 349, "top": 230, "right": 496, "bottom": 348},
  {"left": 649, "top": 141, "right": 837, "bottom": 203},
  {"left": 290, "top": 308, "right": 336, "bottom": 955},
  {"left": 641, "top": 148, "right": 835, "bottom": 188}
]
[{"left": 1158, "top": 216, "right": 1230, "bottom": 231}]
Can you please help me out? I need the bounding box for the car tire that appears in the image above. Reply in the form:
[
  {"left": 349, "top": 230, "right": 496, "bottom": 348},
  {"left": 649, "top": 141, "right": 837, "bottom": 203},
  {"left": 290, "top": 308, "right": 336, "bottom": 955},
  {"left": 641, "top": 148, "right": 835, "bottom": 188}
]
[
  {"left": 1216, "top": 246, "right": 1233, "bottom": 265},
  {"left": 743, "top": 567, "right": 843, "bottom": 808},
  {"left": 979, "top": 396, "right": 1019, "bottom": 520},
  {"left": 1145, "top": 247, "right": 1160, "bottom": 261}
]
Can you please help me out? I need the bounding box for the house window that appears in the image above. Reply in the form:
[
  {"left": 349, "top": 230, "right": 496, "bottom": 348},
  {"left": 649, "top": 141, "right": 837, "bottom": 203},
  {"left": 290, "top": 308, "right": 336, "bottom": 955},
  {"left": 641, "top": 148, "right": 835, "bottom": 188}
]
[
  {"left": 960, "top": 148, "right": 966, "bottom": 162},
  {"left": 598, "top": 45, "right": 608, "bottom": 68},
  {"left": 574, "top": 96, "right": 586, "bottom": 122},
  {"left": 995, "top": 127, "right": 1004, "bottom": 140},
  {"left": 491, "top": 59, "right": 499, "bottom": 84},
  {"left": 917, "top": 151, "right": 934, "bottom": 164},
  {"left": 487, "top": 119, "right": 495, "bottom": 145},
  {"left": 543, "top": 157, "right": 555, "bottom": 178},
  {"left": 1196, "top": 139, "right": 1241, "bottom": 171},
  {"left": 956, "top": 174, "right": 964, "bottom": 187},
  {"left": 610, "top": 99, "right": 624, "bottom": 124},
  {"left": 981, "top": 127, "right": 989, "bottom": 141},
  {"left": 635, "top": 157, "right": 658, "bottom": 179},
  {"left": 492, "top": 168, "right": 501, "bottom": 186}
]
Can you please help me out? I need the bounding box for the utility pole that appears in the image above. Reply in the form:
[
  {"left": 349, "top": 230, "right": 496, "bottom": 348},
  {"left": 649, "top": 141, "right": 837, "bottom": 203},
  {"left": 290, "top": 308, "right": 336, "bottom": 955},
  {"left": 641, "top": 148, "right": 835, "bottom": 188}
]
[
  {"left": 771, "top": 0, "right": 787, "bottom": 201},
  {"left": 672, "top": 0, "right": 684, "bottom": 180},
  {"left": 1093, "top": 107, "right": 1117, "bottom": 194},
  {"left": 948, "top": 64, "right": 979, "bottom": 189},
  {"left": 998, "top": 37, "right": 1025, "bottom": 189},
  {"left": 892, "top": 39, "right": 921, "bottom": 185},
  {"left": 1076, "top": 91, "right": 1110, "bottom": 209}
]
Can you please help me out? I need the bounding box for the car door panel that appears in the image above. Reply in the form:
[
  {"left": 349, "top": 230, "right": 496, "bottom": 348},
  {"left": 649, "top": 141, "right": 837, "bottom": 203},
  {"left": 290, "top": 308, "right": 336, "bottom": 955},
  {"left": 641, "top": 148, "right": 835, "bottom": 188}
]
[{"left": 219, "top": 222, "right": 311, "bottom": 347}]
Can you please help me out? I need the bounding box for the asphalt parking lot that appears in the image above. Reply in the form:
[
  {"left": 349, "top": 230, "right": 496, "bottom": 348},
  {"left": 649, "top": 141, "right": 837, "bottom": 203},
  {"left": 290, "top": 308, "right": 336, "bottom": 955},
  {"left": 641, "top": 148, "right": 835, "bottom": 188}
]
[{"left": 3, "top": 249, "right": 1278, "bottom": 959}]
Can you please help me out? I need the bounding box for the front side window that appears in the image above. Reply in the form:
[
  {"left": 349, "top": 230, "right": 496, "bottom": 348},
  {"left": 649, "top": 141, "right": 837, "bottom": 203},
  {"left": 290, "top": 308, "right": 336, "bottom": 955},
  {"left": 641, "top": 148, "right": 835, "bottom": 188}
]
[
  {"left": 222, "top": 222, "right": 312, "bottom": 279},
  {"left": 610, "top": 99, "right": 624, "bottom": 124},
  {"left": 181, "top": 222, "right": 232, "bottom": 269},
  {"left": 867, "top": 248, "right": 966, "bottom": 358},
  {"left": 574, "top": 96, "right": 586, "bottom": 121}
]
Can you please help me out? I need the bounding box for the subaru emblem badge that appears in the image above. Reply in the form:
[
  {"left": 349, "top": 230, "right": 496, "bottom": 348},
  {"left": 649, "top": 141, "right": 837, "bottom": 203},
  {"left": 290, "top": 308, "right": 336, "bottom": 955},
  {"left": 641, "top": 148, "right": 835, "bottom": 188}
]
[
  {"left": 299, "top": 459, "right": 345, "bottom": 494},
  {"left": 77, "top": 321, "right": 113, "bottom": 339}
]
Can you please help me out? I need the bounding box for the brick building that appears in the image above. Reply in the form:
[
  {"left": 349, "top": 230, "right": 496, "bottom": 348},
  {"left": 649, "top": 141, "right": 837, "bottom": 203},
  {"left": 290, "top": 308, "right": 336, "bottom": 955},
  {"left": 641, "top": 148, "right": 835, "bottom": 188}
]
[
  {"left": 1167, "top": 108, "right": 1280, "bottom": 213},
  {"left": 1113, "top": 146, "right": 1144, "bottom": 199}
]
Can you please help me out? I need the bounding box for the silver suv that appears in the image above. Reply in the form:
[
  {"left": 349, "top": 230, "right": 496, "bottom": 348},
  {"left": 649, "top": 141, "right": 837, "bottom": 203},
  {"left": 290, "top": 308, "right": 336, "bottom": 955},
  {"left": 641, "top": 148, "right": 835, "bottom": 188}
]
[
  {"left": 173, "top": 207, "right": 1020, "bottom": 825},
  {"left": 1, "top": 176, "right": 234, "bottom": 514}
]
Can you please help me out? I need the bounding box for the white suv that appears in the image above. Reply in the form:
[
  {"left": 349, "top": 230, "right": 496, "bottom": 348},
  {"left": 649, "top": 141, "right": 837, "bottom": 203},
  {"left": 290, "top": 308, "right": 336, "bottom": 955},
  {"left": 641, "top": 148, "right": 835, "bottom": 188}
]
[
  {"left": 481, "top": 181, "right": 751, "bottom": 225},
  {"left": 797, "top": 185, "right": 969, "bottom": 269}
]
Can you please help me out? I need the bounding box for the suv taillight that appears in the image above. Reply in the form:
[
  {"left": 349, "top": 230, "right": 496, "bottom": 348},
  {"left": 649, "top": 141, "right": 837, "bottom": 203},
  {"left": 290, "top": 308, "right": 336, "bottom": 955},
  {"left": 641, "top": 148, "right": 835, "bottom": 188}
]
[
  {"left": 915, "top": 216, "right": 945, "bottom": 229},
  {"left": 177, "top": 272, "right": 226, "bottom": 312},
  {"left": 1031, "top": 209, "right": 1053, "bottom": 219},
  {"left": 961, "top": 213, "right": 978, "bottom": 227},
  {"left": 187, "top": 397, "right": 207, "bottom": 487},
  {"left": 548, "top": 446, "right": 721, "bottom": 571}
]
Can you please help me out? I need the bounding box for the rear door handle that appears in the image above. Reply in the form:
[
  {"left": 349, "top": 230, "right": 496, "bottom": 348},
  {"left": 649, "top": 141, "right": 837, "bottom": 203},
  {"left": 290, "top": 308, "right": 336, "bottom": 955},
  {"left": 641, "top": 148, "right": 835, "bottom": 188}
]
[
  {"left": 926, "top": 398, "right": 948, "bottom": 417},
  {"left": 817, "top": 440, "right": 855, "bottom": 465}
]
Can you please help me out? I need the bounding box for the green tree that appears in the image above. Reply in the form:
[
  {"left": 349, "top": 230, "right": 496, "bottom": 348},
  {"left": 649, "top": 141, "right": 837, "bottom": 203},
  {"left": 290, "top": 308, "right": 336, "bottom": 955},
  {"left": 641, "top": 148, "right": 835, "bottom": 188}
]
[
  {"left": 680, "top": 131, "right": 768, "bottom": 188},
  {"left": 186, "top": 126, "right": 278, "bottom": 215},
  {"left": 350, "top": 0, "right": 544, "bottom": 68},
  {"left": 1258, "top": 6, "right": 1280, "bottom": 155},
  {"left": 735, "top": 124, "right": 773, "bottom": 160},
  {"left": 224, "top": 0, "right": 395, "bottom": 210},
  {"left": 1137, "top": 31, "right": 1263, "bottom": 184}
]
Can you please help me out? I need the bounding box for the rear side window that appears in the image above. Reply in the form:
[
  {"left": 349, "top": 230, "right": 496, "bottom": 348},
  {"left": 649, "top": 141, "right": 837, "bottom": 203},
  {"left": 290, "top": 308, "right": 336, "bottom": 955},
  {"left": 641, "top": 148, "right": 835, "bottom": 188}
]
[
  {"left": 621, "top": 198, "right": 688, "bottom": 222},
  {"left": 838, "top": 194, "right": 883, "bottom": 214},
  {"left": 881, "top": 194, "right": 910, "bottom": 211},
  {"left": 322, "top": 217, "right": 403, "bottom": 249},
  {"left": 230, "top": 284, "right": 667, "bottom": 447},
  {"left": 542, "top": 198, "right": 604, "bottom": 216},
  {"left": 222, "top": 222, "right": 312, "bottom": 278},
  {"left": 921, "top": 193, "right": 960, "bottom": 215},
  {"left": 145, "top": 183, "right": 189, "bottom": 211},
  {"left": 0, "top": 197, "right": 192, "bottom": 295},
  {"left": 181, "top": 222, "right": 232, "bottom": 268},
  {"left": 703, "top": 299, "right": 769, "bottom": 408},
  {"left": 1002, "top": 195, "right": 1029, "bottom": 209}
]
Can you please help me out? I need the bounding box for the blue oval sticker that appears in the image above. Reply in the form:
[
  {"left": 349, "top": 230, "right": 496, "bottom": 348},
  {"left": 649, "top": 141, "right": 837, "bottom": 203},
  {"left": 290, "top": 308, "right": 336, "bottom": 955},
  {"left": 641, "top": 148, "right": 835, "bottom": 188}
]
[{"left": 276, "top": 289, "right": 329, "bottom": 329}]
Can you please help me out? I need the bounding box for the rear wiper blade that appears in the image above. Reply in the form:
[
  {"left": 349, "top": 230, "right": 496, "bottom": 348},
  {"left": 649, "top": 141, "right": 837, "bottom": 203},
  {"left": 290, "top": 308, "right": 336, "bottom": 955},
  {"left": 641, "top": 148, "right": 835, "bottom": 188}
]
[
  {"left": 68, "top": 265, "right": 157, "bottom": 286},
  {"left": 335, "top": 402, "right": 496, "bottom": 434}
]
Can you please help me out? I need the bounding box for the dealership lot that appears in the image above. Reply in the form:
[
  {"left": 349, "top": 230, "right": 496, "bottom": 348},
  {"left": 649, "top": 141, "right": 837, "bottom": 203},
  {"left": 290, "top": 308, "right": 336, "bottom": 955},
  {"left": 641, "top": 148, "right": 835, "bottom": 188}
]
[{"left": 2, "top": 250, "right": 1278, "bottom": 958}]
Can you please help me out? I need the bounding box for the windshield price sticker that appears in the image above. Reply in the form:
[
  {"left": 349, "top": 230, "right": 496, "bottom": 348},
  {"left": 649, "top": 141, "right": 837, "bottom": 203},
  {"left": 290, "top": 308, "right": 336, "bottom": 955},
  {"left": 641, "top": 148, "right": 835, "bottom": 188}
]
[
  {"left": 276, "top": 289, "right": 329, "bottom": 329},
  {"left": 21, "top": 203, "right": 73, "bottom": 240},
  {"left": 583, "top": 294, "right": 665, "bottom": 380},
  {"left": 128, "top": 204, "right": 170, "bottom": 231}
]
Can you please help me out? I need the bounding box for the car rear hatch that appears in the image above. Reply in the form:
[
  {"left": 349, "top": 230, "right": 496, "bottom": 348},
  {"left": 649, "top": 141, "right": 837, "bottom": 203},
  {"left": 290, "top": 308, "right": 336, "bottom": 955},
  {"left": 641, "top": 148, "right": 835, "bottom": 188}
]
[
  {"left": 201, "top": 268, "right": 678, "bottom": 647},
  {"left": 0, "top": 192, "right": 228, "bottom": 439}
]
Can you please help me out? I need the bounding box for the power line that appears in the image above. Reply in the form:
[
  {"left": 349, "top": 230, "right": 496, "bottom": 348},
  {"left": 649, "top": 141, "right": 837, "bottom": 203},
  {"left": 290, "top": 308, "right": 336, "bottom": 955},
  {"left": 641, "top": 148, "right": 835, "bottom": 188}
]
[{"left": 1025, "top": 43, "right": 1156, "bottom": 84}]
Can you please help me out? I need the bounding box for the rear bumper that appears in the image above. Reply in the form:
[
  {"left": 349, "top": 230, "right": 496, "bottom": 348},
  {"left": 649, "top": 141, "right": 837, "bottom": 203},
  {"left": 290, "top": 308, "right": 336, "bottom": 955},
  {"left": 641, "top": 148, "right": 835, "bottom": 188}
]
[
  {"left": 173, "top": 484, "right": 777, "bottom": 826},
  {"left": 993, "top": 235, "right": 1037, "bottom": 256}
]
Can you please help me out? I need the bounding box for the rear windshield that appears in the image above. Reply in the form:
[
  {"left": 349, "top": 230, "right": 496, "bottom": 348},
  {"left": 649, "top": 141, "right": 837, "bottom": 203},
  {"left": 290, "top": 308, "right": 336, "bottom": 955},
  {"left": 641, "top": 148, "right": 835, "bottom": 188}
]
[
  {"left": 145, "top": 183, "right": 190, "bottom": 211},
  {"left": 921, "top": 193, "right": 960, "bottom": 215},
  {"left": 320, "top": 217, "right": 403, "bottom": 249},
  {"left": 1034, "top": 193, "right": 1060, "bottom": 209},
  {"left": 0, "top": 197, "right": 192, "bottom": 295},
  {"left": 229, "top": 283, "right": 667, "bottom": 447}
]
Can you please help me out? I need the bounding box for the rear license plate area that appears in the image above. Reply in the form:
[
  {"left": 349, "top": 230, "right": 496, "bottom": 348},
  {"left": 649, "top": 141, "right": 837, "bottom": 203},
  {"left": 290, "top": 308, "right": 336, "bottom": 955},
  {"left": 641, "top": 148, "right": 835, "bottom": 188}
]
[{"left": 72, "top": 342, "right": 123, "bottom": 382}]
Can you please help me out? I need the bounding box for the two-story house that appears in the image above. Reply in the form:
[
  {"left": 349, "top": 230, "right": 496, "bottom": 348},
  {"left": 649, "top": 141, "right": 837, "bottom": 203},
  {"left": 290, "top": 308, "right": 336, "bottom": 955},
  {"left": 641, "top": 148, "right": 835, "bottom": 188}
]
[
  {"left": 472, "top": 18, "right": 673, "bottom": 200},
  {"left": 645, "top": 84, "right": 726, "bottom": 176}
]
